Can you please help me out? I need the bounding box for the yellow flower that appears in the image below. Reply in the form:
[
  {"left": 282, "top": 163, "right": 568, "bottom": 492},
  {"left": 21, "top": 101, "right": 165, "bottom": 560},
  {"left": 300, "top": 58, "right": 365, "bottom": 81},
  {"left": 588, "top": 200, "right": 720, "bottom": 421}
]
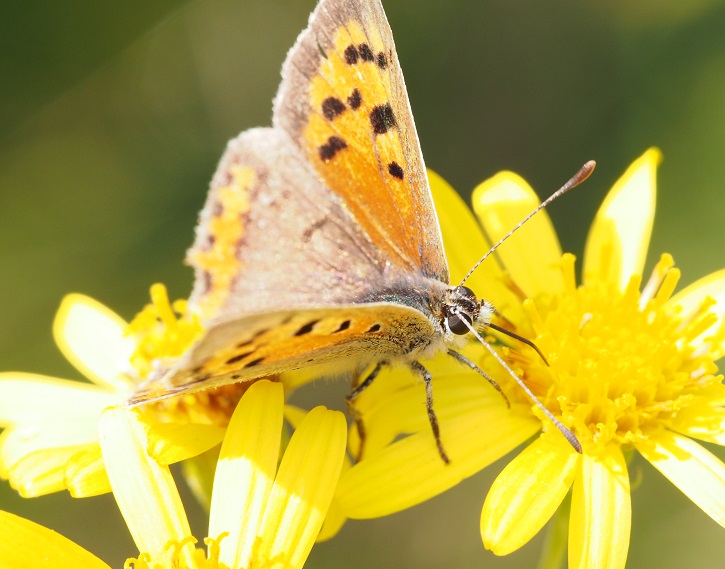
[
  {"left": 0, "top": 380, "right": 347, "bottom": 569},
  {"left": 0, "top": 284, "right": 246, "bottom": 499},
  {"left": 335, "top": 149, "right": 725, "bottom": 569}
]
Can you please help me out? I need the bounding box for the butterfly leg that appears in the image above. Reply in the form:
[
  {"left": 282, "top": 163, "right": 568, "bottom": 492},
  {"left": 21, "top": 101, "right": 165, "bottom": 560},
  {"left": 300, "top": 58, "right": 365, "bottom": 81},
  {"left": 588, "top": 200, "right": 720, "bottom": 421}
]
[
  {"left": 410, "top": 360, "right": 450, "bottom": 465},
  {"left": 447, "top": 349, "right": 510, "bottom": 408},
  {"left": 346, "top": 361, "right": 386, "bottom": 462}
]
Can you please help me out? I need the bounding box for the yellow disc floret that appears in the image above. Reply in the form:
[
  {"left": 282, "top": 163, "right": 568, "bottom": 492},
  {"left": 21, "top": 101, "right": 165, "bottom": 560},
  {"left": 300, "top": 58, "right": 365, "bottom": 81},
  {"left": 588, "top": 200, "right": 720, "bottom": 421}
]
[{"left": 508, "top": 253, "right": 724, "bottom": 452}]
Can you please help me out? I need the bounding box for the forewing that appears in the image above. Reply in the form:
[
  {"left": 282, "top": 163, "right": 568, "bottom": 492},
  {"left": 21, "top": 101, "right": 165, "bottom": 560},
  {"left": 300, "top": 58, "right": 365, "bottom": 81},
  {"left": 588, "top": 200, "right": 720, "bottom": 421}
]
[
  {"left": 187, "top": 127, "right": 391, "bottom": 320},
  {"left": 129, "top": 303, "right": 436, "bottom": 404},
  {"left": 274, "top": 0, "right": 448, "bottom": 281}
]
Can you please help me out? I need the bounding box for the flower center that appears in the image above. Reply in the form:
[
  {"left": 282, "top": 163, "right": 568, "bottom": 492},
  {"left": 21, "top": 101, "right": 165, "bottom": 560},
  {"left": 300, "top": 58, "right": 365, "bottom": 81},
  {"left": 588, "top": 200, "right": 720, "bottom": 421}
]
[
  {"left": 502, "top": 253, "right": 723, "bottom": 451},
  {"left": 127, "top": 284, "right": 204, "bottom": 379},
  {"left": 127, "top": 284, "right": 251, "bottom": 427}
]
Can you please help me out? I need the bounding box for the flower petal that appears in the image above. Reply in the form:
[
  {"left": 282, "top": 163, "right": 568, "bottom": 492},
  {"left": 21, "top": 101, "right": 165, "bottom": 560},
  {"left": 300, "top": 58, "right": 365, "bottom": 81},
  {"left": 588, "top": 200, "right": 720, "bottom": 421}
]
[
  {"left": 637, "top": 431, "right": 725, "bottom": 527},
  {"left": 99, "top": 406, "right": 194, "bottom": 565},
  {"left": 209, "top": 380, "right": 284, "bottom": 569},
  {"left": 668, "top": 269, "right": 725, "bottom": 356},
  {"left": 1, "top": 420, "right": 100, "bottom": 474},
  {"left": 481, "top": 433, "right": 578, "bottom": 555},
  {"left": 284, "top": 404, "right": 349, "bottom": 543},
  {"left": 346, "top": 346, "right": 490, "bottom": 456},
  {"left": 256, "top": 406, "right": 346, "bottom": 569},
  {"left": 7, "top": 447, "right": 77, "bottom": 497},
  {"left": 669, "top": 405, "right": 725, "bottom": 445},
  {"left": 583, "top": 148, "right": 661, "bottom": 290},
  {"left": 147, "top": 423, "right": 225, "bottom": 465},
  {"left": 336, "top": 402, "right": 539, "bottom": 518},
  {"left": 0, "top": 373, "right": 117, "bottom": 425},
  {"left": 471, "top": 171, "right": 563, "bottom": 298},
  {"left": 65, "top": 446, "right": 112, "bottom": 497},
  {"left": 0, "top": 510, "right": 110, "bottom": 569},
  {"left": 428, "top": 169, "right": 503, "bottom": 296},
  {"left": 569, "top": 445, "right": 631, "bottom": 569},
  {"left": 53, "top": 294, "right": 135, "bottom": 391}
]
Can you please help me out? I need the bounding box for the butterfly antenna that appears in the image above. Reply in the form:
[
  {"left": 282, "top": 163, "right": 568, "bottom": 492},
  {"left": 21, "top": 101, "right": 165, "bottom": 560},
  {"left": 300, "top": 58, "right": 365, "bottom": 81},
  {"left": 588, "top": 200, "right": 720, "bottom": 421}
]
[
  {"left": 452, "top": 307, "right": 582, "bottom": 453},
  {"left": 488, "top": 322, "right": 549, "bottom": 366},
  {"left": 459, "top": 160, "right": 596, "bottom": 287}
]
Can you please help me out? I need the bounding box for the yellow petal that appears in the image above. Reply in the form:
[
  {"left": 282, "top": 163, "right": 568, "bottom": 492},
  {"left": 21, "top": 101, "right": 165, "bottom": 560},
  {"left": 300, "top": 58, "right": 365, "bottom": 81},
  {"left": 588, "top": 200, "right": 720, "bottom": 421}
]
[
  {"left": 471, "top": 171, "right": 564, "bottom": 298},
  {"left": 285, "top": 403, "right": 349, "bottom": 542},
  {"left": 256, "top": 406, "right": 347, "bottom": 569},
  {"left": 337, "top": 402, "right": 539, "bottom": 518},
  {"left": 668, "top": 268, "right": 725, "bottom": 356},
  {"left": 0, "top": 510, "right": 110, "bottom": 569},
  {"left": 669, "top": 405, "right": 725, "bottom": 445},
  {"left": 428, "top": 169, "right": 501, "bottom": 294},
  {"left": 481, "top": 433, "right": 578, "bottom": 555},
  {"left": 147, "top": 423, "right": 225, "bottom": 465},
  {"left": 1, "top": 420, "right": 99, "bottom": 474},
  {"left": 8, "top": 447, "right": 78, "bottom": 497},
  {"left": 99, "top": 407, "right": 194, "bottom": 565},
  {"left": 352, "top": 359, "right": 504, "bottom": 459},
  {"left": 569, "top": 445, "right": 631, "bottom": 569},
  {"left": 0, "top": 373, "right": 118, "bottom": 425},
  {"left": 209, "top": 380, "right": 284, "bottom": 569},
  {"left": 583, "top": 148, "right": 661, "bottom": 290},
  {"left": 53, "top": 294, "right": 136, "bottom": 391},
  {"left": 65, "top": 446, "right": 112, "bottom": 497},
  {"left": 637, "top": 431, "right": 725, "bottom": 527}
]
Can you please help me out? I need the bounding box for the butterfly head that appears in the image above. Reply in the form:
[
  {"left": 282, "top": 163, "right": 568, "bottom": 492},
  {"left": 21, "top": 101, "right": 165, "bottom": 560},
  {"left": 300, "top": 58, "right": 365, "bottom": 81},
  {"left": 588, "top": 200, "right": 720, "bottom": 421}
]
[{"left": 443, "top": 285, "right": 494, "bottom": 337}]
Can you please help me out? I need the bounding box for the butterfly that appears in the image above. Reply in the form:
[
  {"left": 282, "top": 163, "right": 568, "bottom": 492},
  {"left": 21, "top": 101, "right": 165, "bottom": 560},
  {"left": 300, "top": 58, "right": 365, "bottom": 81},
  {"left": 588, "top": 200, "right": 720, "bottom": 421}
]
[{"left": 130, "top": 0, "right": 583, "bottom": 461}]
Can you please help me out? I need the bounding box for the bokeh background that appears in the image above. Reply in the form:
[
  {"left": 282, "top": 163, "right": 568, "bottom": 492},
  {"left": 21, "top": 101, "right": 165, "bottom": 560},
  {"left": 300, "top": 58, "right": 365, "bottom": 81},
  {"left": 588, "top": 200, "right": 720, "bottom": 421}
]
[{"left": 2, "top": 0, "right": 725, "bottom": 567}]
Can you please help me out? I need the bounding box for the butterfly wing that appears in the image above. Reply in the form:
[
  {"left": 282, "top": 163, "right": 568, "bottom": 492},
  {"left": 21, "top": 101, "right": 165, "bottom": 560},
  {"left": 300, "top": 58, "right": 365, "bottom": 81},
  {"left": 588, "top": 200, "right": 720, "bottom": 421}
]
[
  {"left": 274, "top": 0, "right": 448, "bottom": 282},
  {"left": 131, "top": 0, "right": 452, "bottom": 403},
  {"left": 129, "top": 303, "right": 436, "bottom": 403},
  {"left": 186, "top": 127, "right": 395, "bottom": 320}
]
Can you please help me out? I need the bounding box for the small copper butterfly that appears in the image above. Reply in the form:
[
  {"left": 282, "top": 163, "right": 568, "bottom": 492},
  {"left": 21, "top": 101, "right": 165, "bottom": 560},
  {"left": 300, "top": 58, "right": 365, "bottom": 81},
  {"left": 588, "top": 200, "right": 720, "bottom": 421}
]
[{"left": 131, "top": 0, "right": 585, "bottom": 460}]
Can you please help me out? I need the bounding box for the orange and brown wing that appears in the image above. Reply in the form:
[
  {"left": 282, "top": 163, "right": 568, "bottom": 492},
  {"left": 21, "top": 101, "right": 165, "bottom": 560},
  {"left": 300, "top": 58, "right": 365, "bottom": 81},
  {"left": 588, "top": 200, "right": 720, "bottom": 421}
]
[
  {"left": 274, "top": 0, "right": 448, "bottom": 282},
  {"left": 129, "top": 303, "right": 435, "bottom": 404}
]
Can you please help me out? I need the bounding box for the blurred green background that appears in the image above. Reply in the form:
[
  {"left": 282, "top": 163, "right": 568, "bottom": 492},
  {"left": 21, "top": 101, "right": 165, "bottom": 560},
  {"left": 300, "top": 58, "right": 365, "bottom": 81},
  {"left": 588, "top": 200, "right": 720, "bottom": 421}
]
[{"left": 2, "top": 0, "right": 725, "bottom": 567}]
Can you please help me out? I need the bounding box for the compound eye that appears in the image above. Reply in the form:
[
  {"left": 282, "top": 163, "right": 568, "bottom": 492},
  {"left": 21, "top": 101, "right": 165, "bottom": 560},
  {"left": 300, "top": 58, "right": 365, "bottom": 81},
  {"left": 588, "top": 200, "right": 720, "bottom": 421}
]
[
  {"left": 447, "top": 313, "right": 471, "bottom": 335},
  {"left": 457, "top": 286, "right": 477, "bottom": 301}
]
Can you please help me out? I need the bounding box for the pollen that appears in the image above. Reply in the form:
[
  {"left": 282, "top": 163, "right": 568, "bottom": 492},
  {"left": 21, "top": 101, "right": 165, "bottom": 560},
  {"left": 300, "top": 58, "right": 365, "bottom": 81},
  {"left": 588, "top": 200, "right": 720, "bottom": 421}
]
[
  {"left": 127, "top": 284, "right": 204, "bottom": 379},
  {"left": 126, "top": 284, "right": 251, "bottom": 426},
  {"left": 506, "top": 253, "right": 724, "bottom": 452},
  {"left": 124, "top": 535, "right": 234, "bottom": 569}
]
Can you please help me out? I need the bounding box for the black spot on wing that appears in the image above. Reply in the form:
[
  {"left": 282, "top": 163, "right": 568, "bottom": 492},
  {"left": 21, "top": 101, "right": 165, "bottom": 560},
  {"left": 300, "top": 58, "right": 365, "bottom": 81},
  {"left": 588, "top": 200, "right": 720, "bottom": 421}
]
[
  {"left": 344, "top": 44, "right": 359, "bottom": 64},
  {"left": 244, "top": 357, "right": 265, "bottom": 368},
  {"left": 333, "top": 320, "right": 352, "bottom": 333},
  {"left": 388, "top": 162, "right": 404, "bottom": 179},
  {"left": 358, "top": 43, "right": 375, "bottom": 62},
  {"left": 347, "top": 89, "right": 362, "bottom": 110},
  {"left": 319, "top": 136, "right": 347, "bottom": 162},
  {"left": 370, "top": 104, "right": 396, "bottom": 135},
  {"left": 226, "top": 350, "right": 256, "bottom": 365},
  {"left": 377, "top": 52, "right": 388, "bottom": 69},
  {"left": 366, "top": 324, "right": 382, "bottom": 333},
  {"left": 322, "top": 97, "right": 346, "bottom": 120},
  {"left": 294, "top": 320, "right": 320, "bottom": 336}
]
